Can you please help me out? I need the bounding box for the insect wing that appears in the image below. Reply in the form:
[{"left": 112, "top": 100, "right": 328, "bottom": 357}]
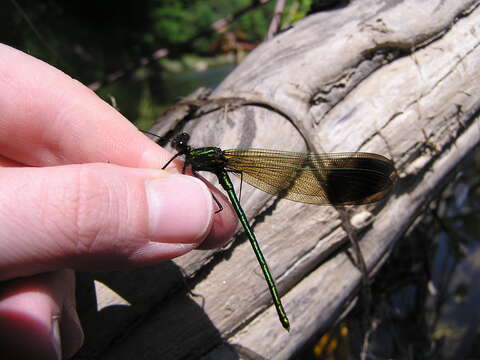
[{"left": 223, "top": 149, "right": 396, "bottom": 205}]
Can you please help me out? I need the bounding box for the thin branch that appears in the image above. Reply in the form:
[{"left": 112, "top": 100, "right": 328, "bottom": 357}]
[
  {"left": 266, "top": 0, "right": 287, "bottom": 39},
  {"left": 88, "top": 0, "right": 272, "bottom": 91},
  {"left": 10, "top": 0, "right": 68, "bottom": 71}
]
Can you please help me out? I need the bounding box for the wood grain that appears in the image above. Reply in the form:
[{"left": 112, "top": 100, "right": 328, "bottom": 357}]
[{"left": 74, "top": 1, "right": 480, "bottom": 359}]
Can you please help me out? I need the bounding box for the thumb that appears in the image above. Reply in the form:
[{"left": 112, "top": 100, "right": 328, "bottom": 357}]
[{"left": 0, "top": 163, "right": 214, "bottom": 281}]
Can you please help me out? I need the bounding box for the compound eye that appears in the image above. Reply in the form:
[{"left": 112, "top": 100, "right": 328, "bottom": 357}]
[
  {"left": 178, "top": 133, "right": 190, "bottom": 144},
  {"left": 171, "top": 132, "right": 190, "bottom": 151}
]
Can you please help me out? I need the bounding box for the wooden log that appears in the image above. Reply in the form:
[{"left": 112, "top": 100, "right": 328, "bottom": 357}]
[{"left": 74, "top": 0, "right": 480, "bottom": 359}]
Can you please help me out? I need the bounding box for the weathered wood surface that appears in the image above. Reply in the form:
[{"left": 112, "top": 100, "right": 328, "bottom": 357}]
[{"left": 74, "top": 0, "right": 480, "bottom": 359}]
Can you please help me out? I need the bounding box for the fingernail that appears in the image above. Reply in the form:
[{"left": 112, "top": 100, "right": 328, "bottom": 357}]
[
  {"left": 146, "top": 175, "right": 213, "bottom": 244},
  {"left": 51, "top": 316, "right": 62, "bottom": 360}
]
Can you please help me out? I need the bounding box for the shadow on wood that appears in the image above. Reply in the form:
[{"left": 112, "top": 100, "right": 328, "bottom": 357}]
[
  {"left": 74, "top": 262, "right": 230, "bottom": 359},
  {"left": 76, "top": 0, "right": 480, "bottom": 359}
]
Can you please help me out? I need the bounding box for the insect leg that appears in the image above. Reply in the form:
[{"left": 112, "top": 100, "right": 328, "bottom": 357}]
[
  {"left": 191, "top": 171, "right": 224, "bottom": 213},
  {"left": 212, "top": 194, "right": 223, "bottom": 214},
  {"left": 162, "top": 152, "right": 182, "bottom": 170},
  {"left": 226, "top": 169, "right": 244, "bottom": 204}
]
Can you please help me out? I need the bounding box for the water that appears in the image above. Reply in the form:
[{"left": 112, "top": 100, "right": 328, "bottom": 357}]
[
  {"left": 294, "top": 148, "right": 480, "bottom": 359},
  {"left": 154, "top": 63, "right": 235, "bottom": 105},
  {"left": 97, "top": 62, "right": 235, "bottom": 130}
]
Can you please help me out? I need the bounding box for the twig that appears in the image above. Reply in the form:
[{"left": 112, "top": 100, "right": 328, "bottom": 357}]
[
  {"left": 88, "top": 0, "right": 272, "bottom": 91},
  {"left": 10, "top": 0, "right": 68, "bottom": 71},
  {"left": 266, "top": 0, "right": 287, "bottom": 39}
]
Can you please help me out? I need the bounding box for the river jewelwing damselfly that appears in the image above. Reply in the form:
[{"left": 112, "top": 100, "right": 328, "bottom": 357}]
[{"left": 154, "top": 132, "right": 396, "bottom": 331}]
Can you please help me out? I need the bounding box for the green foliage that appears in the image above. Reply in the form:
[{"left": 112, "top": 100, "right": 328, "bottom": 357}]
[
  {"left": 2, "top": 0, "right": 302, "bottom": 126},
  {"left": 282, "top": 0, "right": 314, "bottom": 25},
  {"left": 151, "top": 5, "right": 196, "bottom": 44},
  {"left": 2, "top": 0, "right": 278, "bottom": 84}
]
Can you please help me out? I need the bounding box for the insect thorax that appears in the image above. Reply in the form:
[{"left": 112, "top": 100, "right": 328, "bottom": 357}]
[{"left": 188, "top": 147, "right": 227, "bottom": 172}]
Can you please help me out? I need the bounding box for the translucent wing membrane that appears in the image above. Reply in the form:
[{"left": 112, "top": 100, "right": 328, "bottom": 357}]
[
  {"left": 159, "top": 131, "right": 397, "bottom": 331},
  {"left": 223, "top": 149, "right": 396, "bottom": 205}
]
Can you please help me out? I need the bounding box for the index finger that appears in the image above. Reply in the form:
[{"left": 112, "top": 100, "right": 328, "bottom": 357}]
[
  {"left": 0, "top": 44, "right": 238, "bottom": 251},
  {"left": 0, "top": 44, "right": 168, "bottom": 168}
]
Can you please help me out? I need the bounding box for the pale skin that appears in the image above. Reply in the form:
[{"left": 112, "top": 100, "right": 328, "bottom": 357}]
[{"left": 0, "top": 44, "right": 238, "bottom": 359}]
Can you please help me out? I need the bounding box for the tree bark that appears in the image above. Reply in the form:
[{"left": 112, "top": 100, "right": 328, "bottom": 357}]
[{"left": 75, "top": 1, "right": 480, "bottom": 359}]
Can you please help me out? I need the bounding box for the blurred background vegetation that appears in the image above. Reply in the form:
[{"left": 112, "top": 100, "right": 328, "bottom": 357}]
[
  {"left": 3, "top": 1, "right": 479, "bottom": 359},
  {"left": 2, "top": 0, "right": 319, "bottom": 129}
]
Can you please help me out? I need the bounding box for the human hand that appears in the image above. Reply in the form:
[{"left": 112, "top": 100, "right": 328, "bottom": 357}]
[{"left": 0, "top": 44, "right": 237, "bottom": 359}]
